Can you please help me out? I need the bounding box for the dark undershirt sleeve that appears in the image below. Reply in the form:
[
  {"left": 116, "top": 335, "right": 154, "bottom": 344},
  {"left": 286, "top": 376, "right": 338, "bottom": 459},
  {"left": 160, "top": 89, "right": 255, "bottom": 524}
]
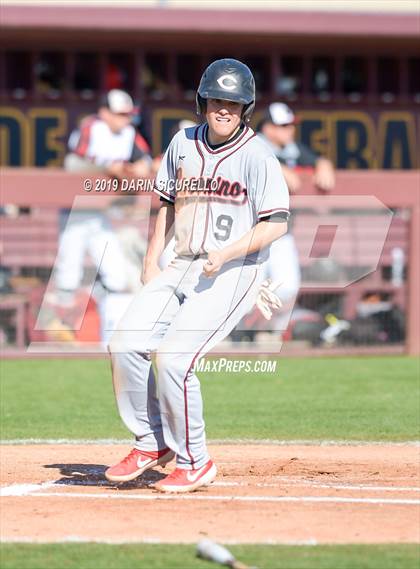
[
  {"left": 259, "top": 211, "right": 289, "bottom": 223},
  {"left": 130, "top": 145, "right": 146, "bottom": 162},
  {"left": 159, "top": 196, "right": 175, "bottom": 205}
]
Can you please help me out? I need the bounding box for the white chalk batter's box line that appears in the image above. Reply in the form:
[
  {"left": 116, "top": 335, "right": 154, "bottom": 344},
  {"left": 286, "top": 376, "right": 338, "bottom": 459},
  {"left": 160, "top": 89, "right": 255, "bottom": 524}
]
[
  {"left": 1, "top": 480, "right": 419, "bottom": 506},
  {"left": 2, "top": 480, "right": 419, "bottom": 496},
  {"left": 216, "top": 480, "right": 420, "bottom": 492},
  {"left": 2, "top": 490, "right": 419, "bottom": 506}
]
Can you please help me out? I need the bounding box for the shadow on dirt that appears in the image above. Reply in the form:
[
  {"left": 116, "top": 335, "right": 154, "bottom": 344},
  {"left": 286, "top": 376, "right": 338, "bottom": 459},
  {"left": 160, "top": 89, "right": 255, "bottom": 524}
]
[{"left": 43, "top": 463, "right": 166, "bottom": 489}]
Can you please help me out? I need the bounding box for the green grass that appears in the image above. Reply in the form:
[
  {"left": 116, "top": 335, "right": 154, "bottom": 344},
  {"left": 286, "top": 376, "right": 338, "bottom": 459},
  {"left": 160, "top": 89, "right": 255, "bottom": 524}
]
[
  {"left": 0, "top": 544, "right": 419, "bottom": 569},
  {"left": 1, "top": 357, "right": 419, "bottom": 569},
  {"left": 0, "top": 356, "right": 419, "bottom": 441}
]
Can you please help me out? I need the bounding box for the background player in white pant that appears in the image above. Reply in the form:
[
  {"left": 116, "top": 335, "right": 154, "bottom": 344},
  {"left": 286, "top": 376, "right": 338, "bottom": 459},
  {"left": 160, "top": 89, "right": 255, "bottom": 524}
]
[
  {"left": 56, "top": 90, "right": 152, "bottom": 343},
  {"left": 257, "top": 103, "right": 335, "bottom": 331},
  {"left": 105, "top": 59, "right": 290, "bottom": 493}
]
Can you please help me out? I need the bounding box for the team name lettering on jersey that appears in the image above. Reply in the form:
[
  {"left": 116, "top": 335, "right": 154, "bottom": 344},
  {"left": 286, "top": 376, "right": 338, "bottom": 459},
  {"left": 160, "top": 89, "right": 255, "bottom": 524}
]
[{"left": 154, "top": 124, "right": 290, "bottom": 261}]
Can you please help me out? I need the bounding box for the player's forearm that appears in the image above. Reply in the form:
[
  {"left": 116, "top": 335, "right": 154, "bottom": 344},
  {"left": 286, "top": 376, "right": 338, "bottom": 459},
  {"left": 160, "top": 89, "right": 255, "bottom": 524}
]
[
  {"left": 281, "top": 165, "right": 301, "bottom": 194},
  {"left": 314, "top": 158, "right": 335, "bottom": 191},
  {"left": 144, "top": 204, "right": 174, "bottom": 269},
  {"left": 221, "top": 221, "right": 288, "bottom": 263},
  {"left": 129, "top": 158, "right": 152, "bottom": 178}
]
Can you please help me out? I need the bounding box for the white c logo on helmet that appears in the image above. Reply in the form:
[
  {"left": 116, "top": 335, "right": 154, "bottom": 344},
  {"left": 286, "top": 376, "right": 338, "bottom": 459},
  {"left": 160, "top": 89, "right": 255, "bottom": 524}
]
[{"left": 217, "top": 74, "right": 237, "bottom": 91}]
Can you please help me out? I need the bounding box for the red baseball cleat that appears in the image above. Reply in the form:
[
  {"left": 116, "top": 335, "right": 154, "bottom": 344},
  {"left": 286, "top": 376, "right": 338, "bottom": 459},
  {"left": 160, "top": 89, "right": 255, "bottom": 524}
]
[
  {"left": 105, "top": 447, "right": 175, "bottom": 482},
  {"left": 154, "top": 460, "right": 217, "bottom": 493}
]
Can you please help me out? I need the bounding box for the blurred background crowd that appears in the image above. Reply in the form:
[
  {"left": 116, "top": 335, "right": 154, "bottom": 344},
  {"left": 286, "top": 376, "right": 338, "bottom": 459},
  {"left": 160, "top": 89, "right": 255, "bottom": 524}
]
[{"left": 0, "top": 0, "right": 418, "bottom": 353}]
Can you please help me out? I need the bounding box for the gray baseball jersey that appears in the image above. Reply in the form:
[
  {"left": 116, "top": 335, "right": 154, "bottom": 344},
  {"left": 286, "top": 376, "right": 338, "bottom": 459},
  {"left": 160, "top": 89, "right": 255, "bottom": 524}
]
[{"left": 154, "top": 124, "right": 290, "bottom": 263}]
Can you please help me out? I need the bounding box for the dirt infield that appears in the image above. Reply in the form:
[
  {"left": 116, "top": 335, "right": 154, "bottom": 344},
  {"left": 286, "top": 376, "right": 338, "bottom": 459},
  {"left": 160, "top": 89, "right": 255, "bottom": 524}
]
[{"left": 1, "top": 444, "right": 419, "bottom": 544}]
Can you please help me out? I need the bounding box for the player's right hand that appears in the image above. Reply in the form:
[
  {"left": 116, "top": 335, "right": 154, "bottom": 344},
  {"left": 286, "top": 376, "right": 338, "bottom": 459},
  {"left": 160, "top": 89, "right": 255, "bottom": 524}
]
[
  {"left": 203, "top": 250, "right": 225, "bottom": 278},
  {"left": 313, "top": 159, "right": 335, "bottom": 192},
  {"left": 106, "top": 161, "right": 126, "bottom": 179}
]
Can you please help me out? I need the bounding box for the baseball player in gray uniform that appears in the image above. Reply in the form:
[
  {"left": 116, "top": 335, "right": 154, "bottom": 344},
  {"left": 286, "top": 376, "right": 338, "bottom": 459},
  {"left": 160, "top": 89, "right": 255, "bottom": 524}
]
[{"left": 105, "top": 59, "right": 290, "bottom": 493}]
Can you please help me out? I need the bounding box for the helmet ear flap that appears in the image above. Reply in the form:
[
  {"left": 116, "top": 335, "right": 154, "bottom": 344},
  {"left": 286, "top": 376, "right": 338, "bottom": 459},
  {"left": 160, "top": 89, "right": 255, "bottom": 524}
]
[
  {"left": 196, "top": 93, "right": 206, "bottom": 116},
  {"left": 242, "top": 102, "right": 255, "bottom": 123}
]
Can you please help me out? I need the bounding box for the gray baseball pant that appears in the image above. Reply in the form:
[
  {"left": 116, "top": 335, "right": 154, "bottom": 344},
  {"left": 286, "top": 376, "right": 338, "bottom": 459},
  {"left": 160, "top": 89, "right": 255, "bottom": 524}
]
[{"left": 108, "top": 255, "right": 262, "bottom": 469}]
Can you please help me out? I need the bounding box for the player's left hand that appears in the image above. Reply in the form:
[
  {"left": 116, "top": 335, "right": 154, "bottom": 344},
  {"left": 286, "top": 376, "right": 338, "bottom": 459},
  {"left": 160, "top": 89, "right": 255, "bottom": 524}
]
[
  {"left": 203, "top": 250, "right": 225, "bottom": 277},
  {"left": 256, "top": 279, "right": 283, "bottom": 320}
]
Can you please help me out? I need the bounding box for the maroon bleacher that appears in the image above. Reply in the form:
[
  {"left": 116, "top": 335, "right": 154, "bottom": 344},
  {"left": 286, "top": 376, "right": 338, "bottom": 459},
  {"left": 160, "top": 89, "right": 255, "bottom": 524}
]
[{"left": 1, "top": 210, "right": 59, "bottom": 270}]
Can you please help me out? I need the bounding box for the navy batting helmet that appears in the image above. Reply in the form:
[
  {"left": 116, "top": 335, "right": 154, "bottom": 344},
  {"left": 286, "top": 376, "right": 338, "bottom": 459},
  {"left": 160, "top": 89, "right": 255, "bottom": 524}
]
[{"left": 196, "top": 58, "right": 256, "bottom": 122}]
